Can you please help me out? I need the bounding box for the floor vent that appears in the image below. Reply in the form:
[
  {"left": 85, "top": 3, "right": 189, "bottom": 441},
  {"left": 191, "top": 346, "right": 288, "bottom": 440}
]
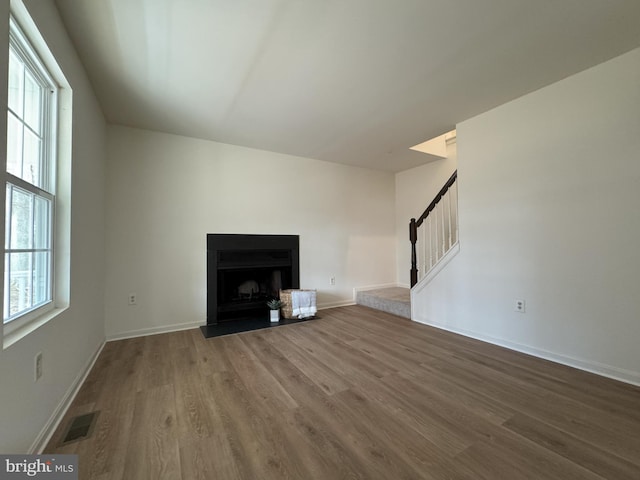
[{"left": 61, "top": 411, "right": 99, "bottom": 445}]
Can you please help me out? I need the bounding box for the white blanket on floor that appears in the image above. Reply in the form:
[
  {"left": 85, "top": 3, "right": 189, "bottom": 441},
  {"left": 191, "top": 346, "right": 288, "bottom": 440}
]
[{"left": 291, "top": 290, "right": 317, "bottom": 319}]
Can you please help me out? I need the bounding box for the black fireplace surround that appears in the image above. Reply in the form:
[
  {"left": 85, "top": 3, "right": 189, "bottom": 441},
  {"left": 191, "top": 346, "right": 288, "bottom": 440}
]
[{"left": 207, "top": 234, "right": 300, "bottom": 325}]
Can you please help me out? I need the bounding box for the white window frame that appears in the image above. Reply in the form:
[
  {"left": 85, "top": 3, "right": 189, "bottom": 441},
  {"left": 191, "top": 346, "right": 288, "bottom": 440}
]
[{"left": 2, "top": 5, "right": 70, "bottom": 349}]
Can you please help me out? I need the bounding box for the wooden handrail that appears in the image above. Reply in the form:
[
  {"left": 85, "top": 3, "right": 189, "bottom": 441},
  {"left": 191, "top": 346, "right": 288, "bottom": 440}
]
[
  {"left": 415, "top": 170, "right": 457, "bottom": 228},
  {"left": 410, "top": 170, "right": 457, "bottom": 287}
]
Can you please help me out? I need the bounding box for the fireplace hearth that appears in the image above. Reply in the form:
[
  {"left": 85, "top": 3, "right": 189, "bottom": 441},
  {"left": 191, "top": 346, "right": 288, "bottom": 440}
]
[{"left": 206, "top": 234, "right": 300, "bottom": 325}]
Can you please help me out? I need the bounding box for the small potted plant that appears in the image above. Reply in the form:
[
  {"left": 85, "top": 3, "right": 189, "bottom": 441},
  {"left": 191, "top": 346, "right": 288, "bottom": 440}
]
[{"left": 267, "top": 298, "right": 283, "bottom": 323}]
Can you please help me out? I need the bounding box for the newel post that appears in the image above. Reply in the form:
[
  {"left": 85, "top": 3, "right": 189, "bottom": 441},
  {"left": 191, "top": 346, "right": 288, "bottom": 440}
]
[{"left": 409, "top": 218, "right": 418, "bottom": 287}]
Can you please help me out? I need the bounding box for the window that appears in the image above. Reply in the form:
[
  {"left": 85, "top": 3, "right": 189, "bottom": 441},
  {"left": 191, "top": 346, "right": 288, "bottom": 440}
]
[{"left": 4, "top": 17, "right": 57, "bottom": 325}]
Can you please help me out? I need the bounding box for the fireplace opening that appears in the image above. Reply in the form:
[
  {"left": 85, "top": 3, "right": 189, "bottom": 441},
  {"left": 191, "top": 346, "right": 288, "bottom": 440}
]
[
  {"left": 207, "top": 234, "right": 299, "bottom": 324},
  {"left": 216, "top": 266, "right": 290, "bottom": 320}
]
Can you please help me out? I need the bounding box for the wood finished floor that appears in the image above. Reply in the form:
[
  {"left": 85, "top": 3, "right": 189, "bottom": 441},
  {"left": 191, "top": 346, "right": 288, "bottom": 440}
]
[{"left": 45, "top": 305, "right": 640, "bottom": 479}]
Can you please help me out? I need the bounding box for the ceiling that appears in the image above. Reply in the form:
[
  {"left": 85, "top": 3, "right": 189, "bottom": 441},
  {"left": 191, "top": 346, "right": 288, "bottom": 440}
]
[{"left": 54, "top": 0, "right": 640, "bottom": 172}]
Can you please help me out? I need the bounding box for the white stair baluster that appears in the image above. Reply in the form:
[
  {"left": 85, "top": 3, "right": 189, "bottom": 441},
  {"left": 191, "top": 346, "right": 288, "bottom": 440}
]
[
  {"left": 453, "top": 181, "right": 458, "bottom": 244},
  {"left": 437, "top": 209, "right": 440, "bottom": 259},
  {"left": 428, "top": 215, "right": 433, "bottom": 269},
  {"left": 438, "top": 203, "right": 443, "bottom": 261},
  {"left": 420, "top": 223, "right": 425, "bottom": 280},
  {"left": 447, "top": 191, "right": 452, "bottom": 250}
]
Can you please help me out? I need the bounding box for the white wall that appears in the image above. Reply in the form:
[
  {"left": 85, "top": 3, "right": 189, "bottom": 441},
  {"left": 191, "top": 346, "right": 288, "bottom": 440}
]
[
  {"left": 395, "top": 145, "right": 457, "bottom": 286},
  {"left": 0, "top": 0, "right": 107, "bottom": 452},
  {"left": 105, "top": 126, "right": 396, "bottom": 338},
  {"left": 412, "top": 48, "right": 640, "bottom": 385}
]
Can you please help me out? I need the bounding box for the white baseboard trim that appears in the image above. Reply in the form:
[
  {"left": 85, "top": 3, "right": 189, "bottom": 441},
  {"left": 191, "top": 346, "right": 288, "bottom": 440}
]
[
  {"left": 30, "top": 339, "right": 106, "bottom": 454},
  {"left": 353, "top": 283, "right": 401, "bottom": 296},
  {"left": 105, "top": 294, "right": 395, "bottom": 340},
  {"left": 318, "top": 300, "right": 356, "bottom": 310},
  {"left": 106, "top": 304, "right": 365, "bottom": 340},
  {"left": 106, "top": 320, "right": 203, "bottom": 342},
  {"left": 412, "top": 317, "right": 640, "bottom": 387}
]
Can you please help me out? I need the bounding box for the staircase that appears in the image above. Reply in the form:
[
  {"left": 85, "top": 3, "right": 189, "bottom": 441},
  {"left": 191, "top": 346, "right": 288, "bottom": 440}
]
[
  {"left": 355, "top": 170, "right": 458, "bottom": 320},
  {"left": 410, "top": 170, "right": 459, "bottom": 287},
  {"left": 356, "top": 287, "right": 411, "bottom": 319}
]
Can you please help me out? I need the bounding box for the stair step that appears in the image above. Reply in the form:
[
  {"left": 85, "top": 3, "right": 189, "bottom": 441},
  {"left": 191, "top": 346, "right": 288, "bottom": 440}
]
[{"left": 356, "top": 287, "right": 411, "bottom": 319}]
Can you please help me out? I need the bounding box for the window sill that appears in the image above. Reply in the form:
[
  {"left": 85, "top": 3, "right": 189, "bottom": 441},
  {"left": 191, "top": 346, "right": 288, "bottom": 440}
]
[{"left": 3, "top": 306, "right": 68, "bottom": 350}]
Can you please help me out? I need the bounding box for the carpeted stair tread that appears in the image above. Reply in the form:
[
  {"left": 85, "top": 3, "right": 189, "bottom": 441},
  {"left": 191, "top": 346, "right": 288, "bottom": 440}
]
[{"left": 356, "top": 287, "right": 411, "bottom": 319}]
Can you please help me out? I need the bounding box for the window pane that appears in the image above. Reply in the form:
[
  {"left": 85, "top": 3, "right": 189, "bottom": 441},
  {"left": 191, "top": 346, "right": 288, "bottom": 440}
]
[
  {"left": 34, "top": 195, "right": 50, "bottom": 249},
  {"left": 24, "top": 70, "right": 42, "bottom": 134},
  {"left": 33, "top": 251, "right": 50, "bottom": 306},
  {"left": 8, "top": 251, "right": 32, "bottom": 317},
  {"left": 3, "top": 186, "right": 53, "bottom": 323},
  {"left": 3, "top": 253, "right": 8, "bottom": 320},
  {"left": 23, "top": 128, "right": 42, "bottom": 187},
  {"left": 7, "top": 113, "right": 24, "bottom": 178},
  {"left": 4, "top": 187, "right": 9, "bottom": 251},
  {"left": 9, "top": 186, "right": 33, "bottom": 250},
  {"left": 8, "top": 49, "right": 24, "bottom": 117},
  {"left": 5, "top": 17, "right": 59, "bottom": 326}
]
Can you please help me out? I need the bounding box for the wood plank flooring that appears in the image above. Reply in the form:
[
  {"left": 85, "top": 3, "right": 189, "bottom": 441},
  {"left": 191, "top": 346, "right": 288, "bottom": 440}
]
[{"left": 45, "top": 305, "right": 640, "bottom": 479}]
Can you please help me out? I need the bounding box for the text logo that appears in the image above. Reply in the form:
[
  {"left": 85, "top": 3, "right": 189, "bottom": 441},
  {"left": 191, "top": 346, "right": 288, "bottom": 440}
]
[{"left": 0, "top": 455, "right": 77, "bottom": 479}]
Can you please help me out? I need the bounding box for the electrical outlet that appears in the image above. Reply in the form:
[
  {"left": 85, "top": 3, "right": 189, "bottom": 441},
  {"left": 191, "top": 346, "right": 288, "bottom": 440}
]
[
  {"left": 514, "top": 299, "right": 526, "bottom": 313},
  {"left": 35, "top": 352, "right": 43, "bottom": 381},
  {"left": 128, "top": 293, "right": 137, "bottom": 305},
  {"left": 330, "top": 276, "right": 336, "bottom": 286}
]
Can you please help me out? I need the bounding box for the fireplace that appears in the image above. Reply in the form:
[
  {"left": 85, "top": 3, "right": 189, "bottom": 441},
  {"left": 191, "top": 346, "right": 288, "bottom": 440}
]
[{"left": 207, "top": 234, "right": 299, "bottom": 325}]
